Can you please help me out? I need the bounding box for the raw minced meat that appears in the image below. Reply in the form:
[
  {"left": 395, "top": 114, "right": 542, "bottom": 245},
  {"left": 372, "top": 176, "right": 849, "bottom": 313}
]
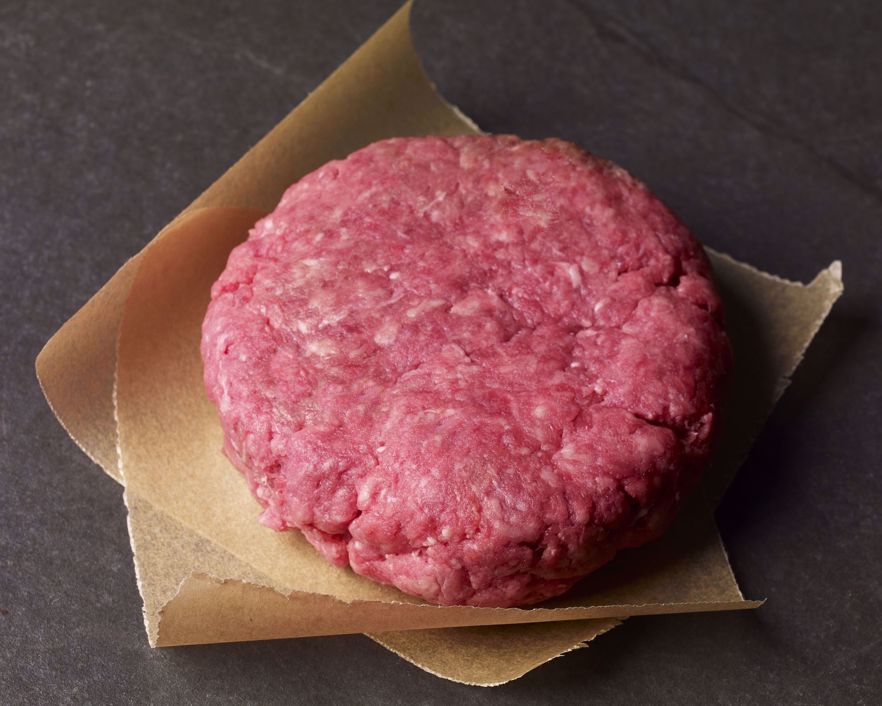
[{"left": 201, "top": 135, "right": 730, "bottom": 607}]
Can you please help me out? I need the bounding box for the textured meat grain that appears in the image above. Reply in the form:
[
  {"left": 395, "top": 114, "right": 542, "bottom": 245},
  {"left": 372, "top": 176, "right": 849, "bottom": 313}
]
[{"left": 201, "top": 135, "right": 730, "bottom": 607}]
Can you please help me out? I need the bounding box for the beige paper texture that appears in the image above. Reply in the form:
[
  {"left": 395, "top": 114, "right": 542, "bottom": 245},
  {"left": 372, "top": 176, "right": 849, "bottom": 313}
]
[
  {"left": 37, "top": 0, "right": 843, "bottom": 685},
  {"left": 127, "top": 489, "right": 622, "bottom": 687}
]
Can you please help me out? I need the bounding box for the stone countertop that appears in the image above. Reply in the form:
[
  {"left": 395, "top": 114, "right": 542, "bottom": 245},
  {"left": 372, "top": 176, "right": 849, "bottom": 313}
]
[{"left": 2, "top": 0, "right": 880, "bottom": 703}]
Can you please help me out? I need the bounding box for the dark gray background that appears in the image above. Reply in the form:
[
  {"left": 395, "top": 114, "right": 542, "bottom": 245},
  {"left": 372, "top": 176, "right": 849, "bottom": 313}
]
[{"left": 2, "top": 0, "right": 880, "bottom": 703}]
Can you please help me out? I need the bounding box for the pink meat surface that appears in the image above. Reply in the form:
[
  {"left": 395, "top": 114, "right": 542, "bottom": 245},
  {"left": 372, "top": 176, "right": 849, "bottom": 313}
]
[{"left": 201, "top": 135, "right": 730, "bottom": 607}]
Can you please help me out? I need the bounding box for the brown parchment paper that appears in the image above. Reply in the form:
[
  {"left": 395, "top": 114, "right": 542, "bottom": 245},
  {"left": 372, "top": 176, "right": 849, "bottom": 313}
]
[{"left": 36, "top": 0, "right": 843, "bottom": 686}]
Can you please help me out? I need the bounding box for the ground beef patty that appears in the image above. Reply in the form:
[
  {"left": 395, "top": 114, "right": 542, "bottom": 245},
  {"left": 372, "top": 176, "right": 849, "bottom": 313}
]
[{"left": 201, "top": 135, "right": 730, "bottom": 607}]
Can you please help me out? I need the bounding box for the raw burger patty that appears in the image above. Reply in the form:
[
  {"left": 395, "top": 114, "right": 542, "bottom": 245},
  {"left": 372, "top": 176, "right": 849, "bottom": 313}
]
[{"left": 201, "top": 135, "right": 730, "bottom": 607}]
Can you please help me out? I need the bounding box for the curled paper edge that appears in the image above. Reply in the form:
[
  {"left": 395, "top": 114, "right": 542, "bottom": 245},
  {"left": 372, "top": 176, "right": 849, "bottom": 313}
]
[{"left": 151, "top": 571, "right": 763, "bottom": 647}]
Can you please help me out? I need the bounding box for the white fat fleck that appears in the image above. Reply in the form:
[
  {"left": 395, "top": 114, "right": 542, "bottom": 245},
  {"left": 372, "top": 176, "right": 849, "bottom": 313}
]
[
  {"left": 594, "top": 476, "right": 617, "bottom": 491},
  {"left": 375, "top": 445, "right": 386, "bottom": 453},
  {"left": 439, "top": 526, "right": 452, "bottom": 541},
  {"left": 566, "top": 263, "right": 582, "bottom": 288},
  {"left": 491, "top": 229, "right": 515, "bottom": 242},
  {"left": 569, "top": 361, "right": 581, "bottom": 368},
  {"left": 238, "top": 353, "right": 248, "bottom": 362},
  {"left": 219, "top": 383, "right": 231, "bottom": 413},
  {"left": 581, "top": 257, "right": 600, "bottom": 274},
  {"left": 484, "top": 497, "right": 502, "bottom": 516},
  {"left": 540, "top": 468, "right": 558, "bottom": 485},
  {"left": 634, "top": 431, "right": 662, "bottom": 455},
  {"left": 373, "top": 321, "right": 399, "bottom": 346},
  {"left": 306, "top": 339, "right": 337, "bottom": 356},
  {"left": 425, "top": 537, "right": 437, "bottom": 546},
  {"left": 559, "top": 444, "right": 578, "bottom": 460},
  {"left": 532, "top": 405, "right": 548, "bottom": 419},
  {"left": 320, "top": 310, "right": 347, "bottom": 327},
  {"left": 352, "top": 540, "right": 364, "bottom": 551},
  {"left": 313, "top": 232, "right": 325, "bottom": 243},
  {"left": 296, "top": 320, "right": 311, "bottom": 334},
  {"left": 413, "top": 574, "right": 436, "bottom": 593},
  {"left": 594, "top": 298, "right": 610, "bottom": 314},
  {"left": 531, "top": 210, "right": 551, "bottom": 228},
  {"left": 388, "top": 271, "right": 400, "bottom": 280},
  {"left": 450, "top": 296, "right": 482, "bottom": 316},
  {"left": 405, "top": 299, "right": 446, "bottom": 318},
  {"left": 419, "top": 190, "right": 447, "bottom": 216}
]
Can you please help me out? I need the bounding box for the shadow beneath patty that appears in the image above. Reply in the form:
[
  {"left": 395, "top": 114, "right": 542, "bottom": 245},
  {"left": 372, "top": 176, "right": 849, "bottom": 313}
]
[
  {"left": 542, "top": 494, "right": 738, "bottom": 609},
  {"left": 698, "top": 268, "right": 788, "bottom": 506},
  {"left": 717, "top": 306, "right": 870, "bottom": 534},
  {"left": 543, "top": 265, "right": 853, "bottom": 609}
]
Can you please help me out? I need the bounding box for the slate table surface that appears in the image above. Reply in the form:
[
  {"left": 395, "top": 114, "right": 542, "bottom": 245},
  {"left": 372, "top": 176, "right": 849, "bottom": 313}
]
[{"left": 2, "top": 0, "right": 880, "bottom": 703}]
